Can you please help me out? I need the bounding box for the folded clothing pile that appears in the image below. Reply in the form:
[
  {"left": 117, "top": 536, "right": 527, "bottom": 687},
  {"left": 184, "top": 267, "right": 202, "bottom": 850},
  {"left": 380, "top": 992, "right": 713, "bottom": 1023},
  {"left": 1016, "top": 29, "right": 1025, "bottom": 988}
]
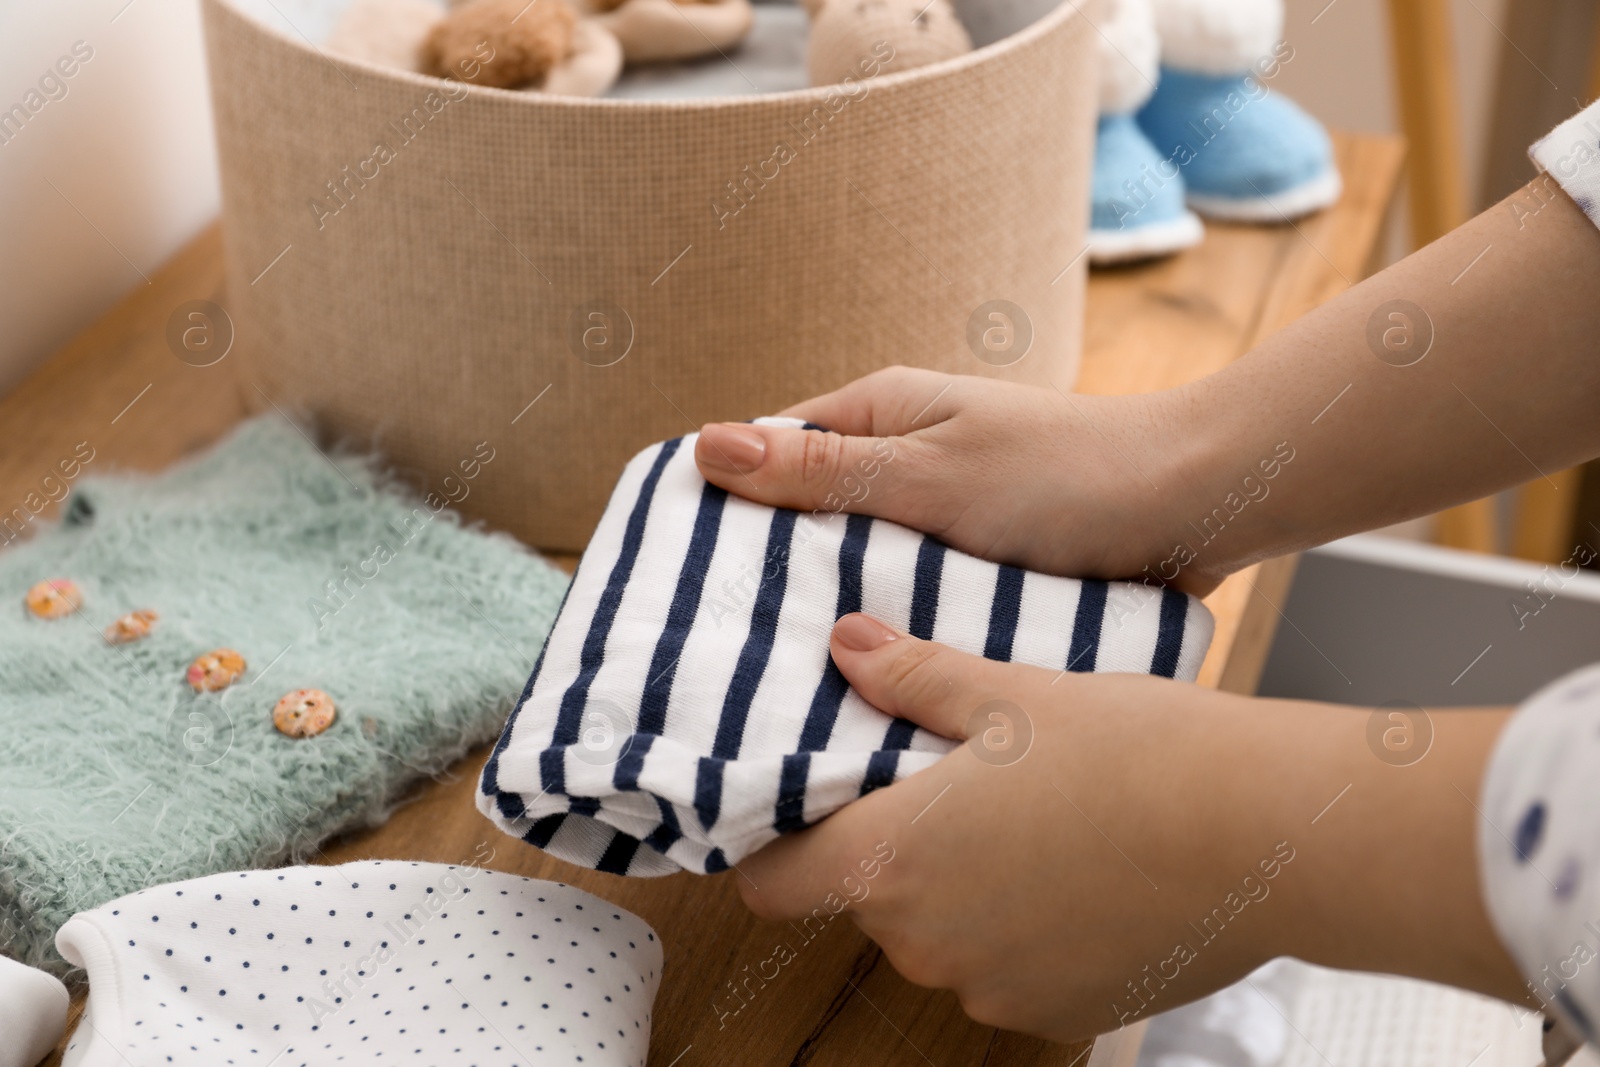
[
  {"left": 0, "top": 417, "right": 569, "bottom": 978},
  {"left": 479, "top": 419, "right": 1215, "bottom": 876}
]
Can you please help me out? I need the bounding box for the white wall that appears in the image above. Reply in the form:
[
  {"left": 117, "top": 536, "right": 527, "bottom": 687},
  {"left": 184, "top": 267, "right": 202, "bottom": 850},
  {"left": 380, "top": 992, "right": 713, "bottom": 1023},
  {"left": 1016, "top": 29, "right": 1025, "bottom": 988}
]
[{"left": 0, "top": 0, "right": 218, "bottom": 396}]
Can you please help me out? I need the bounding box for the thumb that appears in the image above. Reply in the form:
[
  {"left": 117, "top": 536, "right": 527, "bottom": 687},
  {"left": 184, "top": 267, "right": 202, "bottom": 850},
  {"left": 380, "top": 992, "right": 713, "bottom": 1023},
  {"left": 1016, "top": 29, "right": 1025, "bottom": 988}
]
[
  {"left": 829, "top": 613, "right": 1051, "bottom": 740},
  {"left": 694, "top": 422, "right": 910, "bottom": 517}
]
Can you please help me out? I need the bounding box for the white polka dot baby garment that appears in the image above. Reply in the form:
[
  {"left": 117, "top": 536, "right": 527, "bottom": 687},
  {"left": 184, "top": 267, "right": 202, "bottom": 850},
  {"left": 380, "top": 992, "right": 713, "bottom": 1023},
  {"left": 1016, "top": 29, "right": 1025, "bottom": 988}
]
[
  {"left": 0, "top": 954, "right": 69, "bottom": 1067},
  {"left": 55, "top": 862, "right": 661, "bottom": 1067}
]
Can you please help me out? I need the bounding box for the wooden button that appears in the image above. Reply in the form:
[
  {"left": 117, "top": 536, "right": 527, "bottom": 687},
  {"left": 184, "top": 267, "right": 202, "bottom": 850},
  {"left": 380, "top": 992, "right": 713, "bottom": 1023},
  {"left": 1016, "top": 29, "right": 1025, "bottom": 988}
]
[
  {"left": 187, "top": 648, "right": 246, "bottom": 691},
  {"left": 25, "top": 579, "right": 82, "bottom": 619},
  {"left": 273, "top": 689, "right": 336, "bottom": 738},
  {"left": 104, "top": 609, "right": 158, "bottom": 644}
]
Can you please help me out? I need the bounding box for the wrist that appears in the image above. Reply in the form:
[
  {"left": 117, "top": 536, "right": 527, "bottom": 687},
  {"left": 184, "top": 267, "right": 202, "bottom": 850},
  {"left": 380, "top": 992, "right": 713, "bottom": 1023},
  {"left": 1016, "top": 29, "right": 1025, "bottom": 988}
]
[
  {"left": 1261, "top": 702, "right": 1528, "bottom": 1003},
  {"left": 1084, "top": 387, "right": 1229, "bottom": 586},
  {"left": 1188, "top": 383, "right": 1294, "bottom": 586},
  {"left": 1135, "top": 375, "right": 1310, "bottom": 590}
]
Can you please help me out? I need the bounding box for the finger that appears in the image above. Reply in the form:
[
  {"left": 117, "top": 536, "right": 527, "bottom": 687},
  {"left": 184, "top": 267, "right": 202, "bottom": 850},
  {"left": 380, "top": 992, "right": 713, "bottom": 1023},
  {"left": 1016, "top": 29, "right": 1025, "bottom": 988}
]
[
  {"left": 830, "top": 614, "right": 1051, "bottom": 739},
  {"left": 776, "top": 366, "right": 960, "bottom": 437},
  {"left": 735, "top": 778, "right": 915, "bottom": 921},
  {"left": 694, "top": 421, "right": 909, "bottom": 516}
]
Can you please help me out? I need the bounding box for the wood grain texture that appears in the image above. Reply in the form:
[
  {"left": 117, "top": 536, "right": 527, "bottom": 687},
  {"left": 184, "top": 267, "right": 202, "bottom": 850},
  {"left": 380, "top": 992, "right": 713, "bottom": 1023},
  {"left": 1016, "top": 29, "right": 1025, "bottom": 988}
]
[
  {"left": 1482, "top": 0, "right": 1597, "bottom": 211},
  {"left": 1385, "top": 0, "right": 1468, "bottom": 248},
  {"left": 1384, "top": 0, "right": 1506, "bottom": 553},
  {"left": 13, "top": 132, "right": 1401, "bottom": 1067},
  {"left": 1512, "top": 465, "right": 1585, "bottom": 563}
]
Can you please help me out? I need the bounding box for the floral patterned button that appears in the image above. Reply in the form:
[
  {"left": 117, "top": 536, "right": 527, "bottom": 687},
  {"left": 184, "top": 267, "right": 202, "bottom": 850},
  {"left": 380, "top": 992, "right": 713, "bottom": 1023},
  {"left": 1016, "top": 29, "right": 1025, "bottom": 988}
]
[
  {"left": 187, "top": 648, "right": 246, "bottom": 692},
  {"left": 272, "top": 689, "right": 336, "bottom": 738},
  {"left": 25, "top": 579, "right": 82, "bottom": 619},
  {"left": 104, "top": 609, "right": 158, "bottom": 644}
]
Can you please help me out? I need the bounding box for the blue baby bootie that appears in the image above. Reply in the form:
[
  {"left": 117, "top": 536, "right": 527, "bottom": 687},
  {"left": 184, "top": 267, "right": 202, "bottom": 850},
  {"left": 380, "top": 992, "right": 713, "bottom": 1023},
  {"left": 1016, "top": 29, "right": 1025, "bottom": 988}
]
[
  {"left": 1089, "top": 112, "right": 1204, "bottom": 265},
  {"left": 1137, "top": 68, "right": 1340, "bottom": 221}
]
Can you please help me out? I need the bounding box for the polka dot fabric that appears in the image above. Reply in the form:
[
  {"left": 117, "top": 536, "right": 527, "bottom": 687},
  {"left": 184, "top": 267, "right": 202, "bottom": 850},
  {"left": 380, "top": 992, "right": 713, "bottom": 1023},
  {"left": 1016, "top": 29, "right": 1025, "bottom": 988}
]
[
  {"left": 1479, "top": 663, "right": 1600, "bottom": 1045},
  {"left": 55, "top": 862, "right": 661, "bottom": 1067}
]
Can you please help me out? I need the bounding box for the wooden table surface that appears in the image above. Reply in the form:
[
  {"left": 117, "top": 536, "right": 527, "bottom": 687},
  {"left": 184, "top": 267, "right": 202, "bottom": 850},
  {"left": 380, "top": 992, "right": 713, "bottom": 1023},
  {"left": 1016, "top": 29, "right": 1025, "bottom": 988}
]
[{"left": 12, "top": 131, "right": 1401, "bottom": 1067}]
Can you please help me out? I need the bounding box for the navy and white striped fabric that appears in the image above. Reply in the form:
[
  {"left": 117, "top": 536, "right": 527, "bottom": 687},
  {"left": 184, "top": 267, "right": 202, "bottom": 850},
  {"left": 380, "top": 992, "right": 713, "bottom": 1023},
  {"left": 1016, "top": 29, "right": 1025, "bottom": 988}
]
[{"left": 478, "top": 419, "right": 1215, "bottom": 876}]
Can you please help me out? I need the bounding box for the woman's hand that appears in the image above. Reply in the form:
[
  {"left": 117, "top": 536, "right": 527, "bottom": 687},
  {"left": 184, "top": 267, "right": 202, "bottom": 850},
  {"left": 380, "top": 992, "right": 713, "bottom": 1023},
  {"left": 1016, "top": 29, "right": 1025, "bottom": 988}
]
[
  {"left": 734, "top": 613, "right": 1527, "bottom": 1043},
  {"left": 694, "top": 367, "right": 1218, "bottom": 592}
]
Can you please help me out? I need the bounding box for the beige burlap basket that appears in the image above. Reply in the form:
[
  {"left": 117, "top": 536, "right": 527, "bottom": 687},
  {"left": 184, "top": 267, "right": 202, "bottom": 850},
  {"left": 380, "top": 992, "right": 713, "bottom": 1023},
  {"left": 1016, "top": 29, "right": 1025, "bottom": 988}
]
[{"left": 202, "top": 0, "right": 1098, "bottom": 551}]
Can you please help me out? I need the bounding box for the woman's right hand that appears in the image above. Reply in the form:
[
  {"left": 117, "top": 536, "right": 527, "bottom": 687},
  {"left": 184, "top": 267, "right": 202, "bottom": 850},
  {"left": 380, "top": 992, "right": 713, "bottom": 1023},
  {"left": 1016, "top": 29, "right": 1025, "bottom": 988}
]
[{"left": 694, "top": 366, "right": 1216, "bottom": 592}]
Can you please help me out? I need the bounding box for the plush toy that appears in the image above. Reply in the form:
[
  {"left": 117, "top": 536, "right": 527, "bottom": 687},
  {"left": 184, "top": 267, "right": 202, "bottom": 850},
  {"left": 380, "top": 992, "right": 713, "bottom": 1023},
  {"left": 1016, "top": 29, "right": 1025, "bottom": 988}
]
[
  {"left": 421, "top": 0, "right": 578, "bottom": 87},
  {"left": 805, "top": 0, "right": 972, "bottom": 88},
  {"left": 1138, "top": 0, "right": 1339, "bottom": 221},
  {"left": 582, "top": 0, "right": 755, "bottom": 65},
  {"left": 1087, "top": 0, "right": 1338, "bottom": 264},
  {"left": 1086, "top": 0, "right": 1201, "bottom": 264},
  {"left": 325, "top": 0, "right": 446, "bottom": 72},
  {"left": 326, "top": 0, "right": 621, "bottom": 95},
  {"left": 543, "top": 19, "right": 626, "bottom": 95}
]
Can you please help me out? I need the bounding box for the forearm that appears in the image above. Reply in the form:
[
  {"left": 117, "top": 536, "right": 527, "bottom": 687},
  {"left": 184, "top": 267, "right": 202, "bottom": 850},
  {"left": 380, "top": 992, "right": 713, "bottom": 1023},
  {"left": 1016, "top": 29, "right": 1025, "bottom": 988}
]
[
  {"left": 1207, "top": 694, "right": 1528, "bottom": 1004},
  {"left": 1150, "top": 176, "right": 1600, "bottom": 583}
]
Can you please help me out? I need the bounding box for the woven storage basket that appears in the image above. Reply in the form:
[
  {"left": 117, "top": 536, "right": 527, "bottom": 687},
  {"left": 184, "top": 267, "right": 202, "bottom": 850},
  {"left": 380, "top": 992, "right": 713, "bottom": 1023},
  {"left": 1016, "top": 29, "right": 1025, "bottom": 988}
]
[{"left": 202, "top": 0, "right": 1098, "bottom": 551}]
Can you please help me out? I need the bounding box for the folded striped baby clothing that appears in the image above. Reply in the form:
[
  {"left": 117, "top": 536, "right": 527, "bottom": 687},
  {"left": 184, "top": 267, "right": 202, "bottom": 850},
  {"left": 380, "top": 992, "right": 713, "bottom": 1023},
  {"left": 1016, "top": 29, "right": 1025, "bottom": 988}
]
[{"left": 478, "top": 419, "right": 1215, "bottom": 876}]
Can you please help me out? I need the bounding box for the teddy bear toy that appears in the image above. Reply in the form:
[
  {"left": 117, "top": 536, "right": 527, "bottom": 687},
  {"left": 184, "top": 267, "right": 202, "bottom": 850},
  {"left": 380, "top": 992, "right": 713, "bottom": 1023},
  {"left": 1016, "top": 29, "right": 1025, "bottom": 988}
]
[
  {"left": 421, "top": 0, "right": 577, "bottom": 87},
  {"left": 804, "top": 0, "right": 972, "bottom": 87},
  {"left": 420, "top": 0, "right": 623, "bottom": 95},
  {"left": 581, "top": 0, "right": 755, "bottom": 65},
  {"left": 326, "top": 0, "right": 624, "bottom": 96}
]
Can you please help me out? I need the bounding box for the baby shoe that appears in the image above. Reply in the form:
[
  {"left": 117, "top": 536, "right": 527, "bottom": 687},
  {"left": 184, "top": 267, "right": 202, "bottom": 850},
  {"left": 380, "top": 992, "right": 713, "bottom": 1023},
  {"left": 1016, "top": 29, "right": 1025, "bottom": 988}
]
[
  {"left": 1091, "top": 112, "right": 1204, "bottom": 264},
  {"left": 1137, "top": 0, "right": 1340, "bottom": 220},
  {"left": 1087, "top": 0, "right": 1203, "bottom": 264}
]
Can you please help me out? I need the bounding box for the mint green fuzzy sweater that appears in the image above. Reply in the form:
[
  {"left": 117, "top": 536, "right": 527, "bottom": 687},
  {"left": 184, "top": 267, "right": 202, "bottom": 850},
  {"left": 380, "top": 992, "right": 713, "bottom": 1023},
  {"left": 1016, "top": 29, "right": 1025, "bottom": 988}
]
[{"left": 0, "top": 418, "right": 568, "bottom": 978}]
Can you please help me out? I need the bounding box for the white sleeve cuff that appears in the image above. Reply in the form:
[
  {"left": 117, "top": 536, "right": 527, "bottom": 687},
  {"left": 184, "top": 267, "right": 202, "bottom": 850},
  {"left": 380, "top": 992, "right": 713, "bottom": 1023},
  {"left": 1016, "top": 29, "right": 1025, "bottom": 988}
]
[
  {"left": 1529, "top": 101, "right": 1600, "bottom": 231},
  {"left": 1478, "top": 663, "right": 1600, "bottom": 1042}
]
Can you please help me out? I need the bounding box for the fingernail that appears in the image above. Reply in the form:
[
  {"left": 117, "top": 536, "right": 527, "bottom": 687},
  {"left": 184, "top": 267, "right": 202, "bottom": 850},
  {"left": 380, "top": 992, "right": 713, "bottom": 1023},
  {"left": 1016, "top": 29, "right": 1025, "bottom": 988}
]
[
  {"left": 834, "top": 613, "right": 898, "bottom": 652},
  {"left": 698, "top": 423, "right": 766, "bottom": 474}
]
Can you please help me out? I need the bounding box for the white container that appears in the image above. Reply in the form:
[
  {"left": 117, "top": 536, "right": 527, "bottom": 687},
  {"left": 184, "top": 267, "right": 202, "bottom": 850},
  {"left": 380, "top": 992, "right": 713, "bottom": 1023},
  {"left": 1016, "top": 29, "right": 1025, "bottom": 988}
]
[{"left": 1260, "top": 535, "right": 1600, "bottom": 706}]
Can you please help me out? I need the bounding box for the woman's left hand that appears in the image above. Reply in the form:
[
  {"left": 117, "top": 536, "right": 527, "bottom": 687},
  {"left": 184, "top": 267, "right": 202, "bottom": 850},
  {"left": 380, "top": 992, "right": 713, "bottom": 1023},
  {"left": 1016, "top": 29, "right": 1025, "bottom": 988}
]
[{"left": 734, "top": 613, "right": 1526, "bottom": 1043}]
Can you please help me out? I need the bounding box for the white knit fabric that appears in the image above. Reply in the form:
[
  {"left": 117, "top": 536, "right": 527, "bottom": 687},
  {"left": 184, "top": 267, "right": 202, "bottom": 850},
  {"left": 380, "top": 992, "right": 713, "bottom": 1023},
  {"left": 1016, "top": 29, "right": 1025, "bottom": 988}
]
[
  {"left": 1149, "top": 0, "right": 1281, "bottom": 74},
  {"left": 55, "top": 862, "right": 661, "bottom": 1067},
  {"left": 1093, "top": 0, "right": 1161, "bottom": 114},
  {"left": 479, "top": 418, "right": 1215, "bottom": 877}
]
